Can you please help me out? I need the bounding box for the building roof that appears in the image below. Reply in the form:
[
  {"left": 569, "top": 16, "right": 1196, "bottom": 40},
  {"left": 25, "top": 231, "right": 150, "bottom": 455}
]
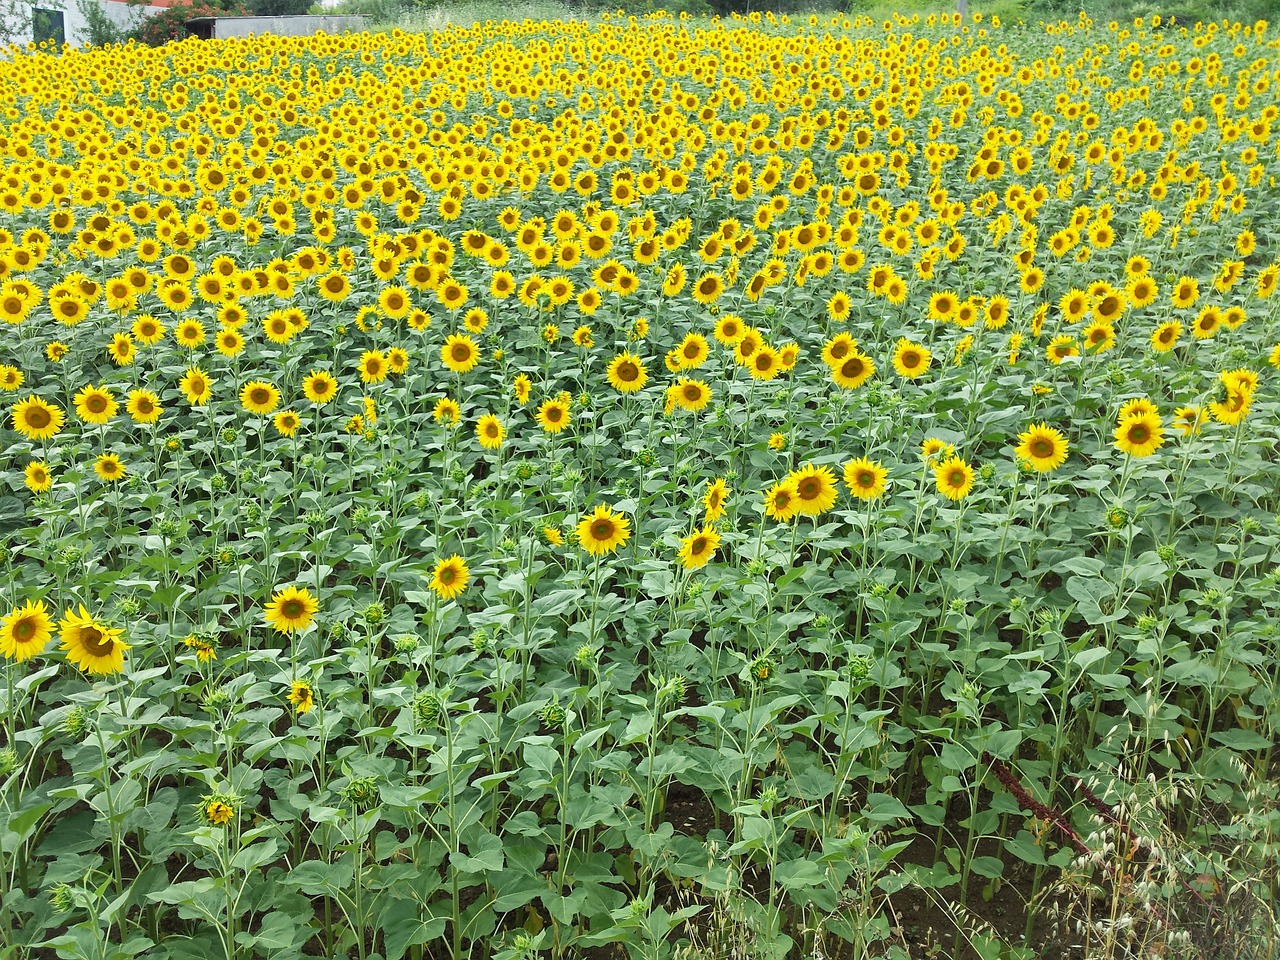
[{"left": 104, "top": 0, "right": 178, "bottom": 8}]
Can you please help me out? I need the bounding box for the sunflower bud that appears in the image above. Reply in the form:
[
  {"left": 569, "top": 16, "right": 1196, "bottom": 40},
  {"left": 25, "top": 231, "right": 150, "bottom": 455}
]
[
  {"left": 539, "top": 699, "right": 566, "bottom": 730},
  {"left": 413, "top": 691, "right": 443, "bottom": 729},
  {"left": 50, "top": 883, "right": 76, "bottom": 913},
  {"left": 0, "top": 747, "right": 17, "bottom": 777},
  {"left": 362, "top": 601, "right": 385, "bottom": 626},
  {"left": 393, "top": 634, "right": 419, "bottom": 655},
  {"left": 198, "top": 792, "right": 240, "bottom": 827},
  {"left": 340, "top": 776, "right": 380, "bottom": 810},
  {"left": 63, "top": 706, "right": 91, "bottom": 737},
  {"left": 748, "top": 655, "right": 776, "bottom": 686}
]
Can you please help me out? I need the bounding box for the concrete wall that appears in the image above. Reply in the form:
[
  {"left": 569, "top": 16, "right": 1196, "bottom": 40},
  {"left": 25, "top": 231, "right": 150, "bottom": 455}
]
[{"left": 205, "top": 15, "right": 368, "bottom": 37}]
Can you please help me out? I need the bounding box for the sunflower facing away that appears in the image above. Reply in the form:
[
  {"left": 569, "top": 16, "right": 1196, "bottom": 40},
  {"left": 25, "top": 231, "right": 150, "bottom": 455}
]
[
  {"left": 1014, "top": 423, "right": 1069, "bottom": 473},
  {"left": 264, "top": 585, "right": 319, "bottom": 634},
  {"left": 429, "top": 555, "right": 470, "bottom": 600},
  {"left": 59, "top": 604, "right": 130, "bottom": 675},
  {"left": 1, "top": 599, "right": 53, "bottom": 663},
  {"left": 576, "top": 503, "right": 631, "bottom": 556}
]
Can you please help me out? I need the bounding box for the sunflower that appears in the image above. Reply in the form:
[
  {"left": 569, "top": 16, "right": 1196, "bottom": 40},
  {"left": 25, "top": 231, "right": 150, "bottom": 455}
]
[
  {"left": 576, "top": 503, "right": 631, "bottom": 556},
  {"left": 1209, "top": 389, "right": 1252, "bottom": 426},
  {"left": 671, "top": 378, "right": 711, "bottom": 412},
  {"left": 831, "top": 350, "right": 875, "bottom": 390},
  {"left": 132, "top": 314, "right": 164, "bottom": 345},
  {"left": 844, "top": 457, "right": 888, "bottom": 500},
  {"left": 1046, "top": 336, "right": 1079, "bottom": 365},
  {"left": 606, "top": 352, "right": 648, "bottom": 393},
  {"left": 1173, "top": 405, "right": 1206, "bottom": 436},
  {"left": 704, "top": 477, "right": 729, "bottom": 522},
  {"left": 513, "top": 373, "right": 532, "bottom": 405},
  {"left": 1113, "top": 412, "right": 1164, "bottom": 458},
  {"left": 93, "top": 453, "right": 126, "bottom": 483},
  {"left": 74, "top": 384, "right": 117, "bottom": 425},
  {"left": 934, "top": 456, "right": 975, "bottom": 501},
  {"left": 789, "top": 464, "right": 839, "bottom": 516},
  {"left": 287, "top": 680, "right": 316, "bottom": 715},
  {"left": 678, "top": 526, "right": 721, "bottom": 570},
  {"left": 476, "top": 413, "right": 505, "bottom": 450},
  {"left": 920, "top": 437, "right": 954, "bottom": 461},
  {"left": 108, "top": 333, "right": 135, "bottom": 365},
  {"left": 441, "top": 334, "right": 480, "bottom": 374},
  {"left": 1015, "top": 423, "right": 1069, "bottom": 473},
  {"left": 264, "top": 585, "right": 319, "bottom": 634},
  {"left": 0, "top": 364, "right": 23, "bottom": 391},
  {"left": 1, "top": 599, "right": 52, "bottom": 662},
  {"left": 1150, "top": 321, "right": 1182, "bottom": 353},
  {"left": 59, "top": 605, "right": 129, "bottom": 675},
  {"left": 126, "top": 389, "right": 162, "bottom": 425},
  {"left": 675, "top": 332, "right": 709, "bottom": 369},
  {"left": 11, "top": 396, "right": 65, "bottom": 441},
  {"left": 240, "top": 380, "right": 280, "bottom": 416},
  {"left": 293, "top": 372, "right": 335, "bottom": 409},
  {"left": 536, "top": 396, "right": 571, "bottom": 433},
  {"left": 317, "top": 271, "right": 351, "bottom": 302},
  {"left": 24, "top": 460, "right": 52, "bottom": 493},
  {"left": 429, "top": 555, "right": 470, "bottom": 600},
  {"left": 273, "top": 410, "right": 301, "bottom": 437},
  {"left": 173, "top": 319, "right": 205, "bottom": 348},
  {"left": 180, "top": 367, "right": 213, "bottom": 406},
  {"left": 763, "top": 479, "right": 800, "bottom": 522},
  {"left": 892, "top": 339, "right": 931, "bottom": 379},
  {"left": 713, "top": 315, "right": 744, "bottom": 345},
  {"left": 433, "top": 397, "right": 461, "bottom": 426}
]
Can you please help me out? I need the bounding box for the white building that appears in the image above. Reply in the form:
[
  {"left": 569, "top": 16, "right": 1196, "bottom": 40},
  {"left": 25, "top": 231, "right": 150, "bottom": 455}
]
[{"left": 2, "top": 0, "right": 171, "bottom": 49}]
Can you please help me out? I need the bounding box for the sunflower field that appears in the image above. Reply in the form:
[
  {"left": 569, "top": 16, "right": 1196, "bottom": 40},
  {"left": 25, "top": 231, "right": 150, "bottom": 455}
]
[{"left": 1, "top": 8, "right": 1279, "bottom": 960}]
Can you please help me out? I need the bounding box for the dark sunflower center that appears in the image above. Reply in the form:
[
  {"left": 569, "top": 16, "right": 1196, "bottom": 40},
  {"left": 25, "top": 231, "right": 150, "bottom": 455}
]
[
  {"left": 251, "top": 389, "right": 269, "bottom": 405},
  {"left": 841, "top": 358, "right": 864, "bottom": 378},
  {"left": 137, "top": 399, "right": 153, "bottom": 413},
  {"left": 858, "top": 471, "right": 875, "bottom": 487},
  {"left": 281, "top": 599, "right": 305, "bottom": 619},
  {"left": 1030, "top": 438, "right": 1054, "bottom": 458},
  {"left": 547, "top": 407, "right": 563, "bottom": 421},
  {"left": 797, "top": 478, "right": 821, "bottom": 499},
  {"left": 451, "top": 344, "right": 470, "bottom": 361},
  {"left": 1128, "top": 425, "right": 1150, "bottom": 443},
  {"left": 25, "top": 407, "right": 51, "bottom": 428},
  {"left": 13, "top": 617, "right": 36, "bottom": 641},
  {"left": 87, "top": 396, "right": 107, "bottom": 413},
  {"left": 439, "top": 567, "right": 457, "bottom": 585},
  {"left": 617, "top": 362, "right": 638, "bottom": 381},
  {"left": 326, "top": 277, "right": 344, "bottom": 291},
  {"left": 690, "top": 537, "right": 707, "bottom": 554},
  {"left": 591, "top": 520, "right": 615, "bottom": 541},
  {"left": 81, "top": 626, "right": 113, "bottom": 656},
  {"left": 683, "top": 386, "right": 701, "bottom": 401},
  {"left": 902, "top": 351, "right": 920, "bottom": 368}
]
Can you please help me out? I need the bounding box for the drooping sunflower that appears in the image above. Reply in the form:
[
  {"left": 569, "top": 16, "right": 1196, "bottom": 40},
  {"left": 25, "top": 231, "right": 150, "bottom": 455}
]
[
  {"left": 240, "top": 380, "right": 280, "bottom": 416},
  {"left": 844, "top": 457, "right": 888, "bottom": 500},
  {"left": 441, "top": 334, "right": 480, "bottom": 374},
  {"left": 789, "top": 464, "right": 839, "bottom": 516},
  {"left": 287, "top": 680, "right": 316, "bottom": 715},
  {"left": 1, "top": 599, "right": 53, "bottom": 662},
  {"left": 11, "top": 396, "right": 65, "bottom": 441},
  {"left": 59, "top": 605, "right": 129, "bottom": 675},
  {"left": 476, "top": 413, "right": 505, "bottom": 450},
  {"left": 576, "top": 503, "right": 631, "bottom": 556},
  {"left": 300, "top": 370, "right": 336, "bottom": 406},
  {"left": 678, "top": 526, "right": 721, "bottom": 570},
  {"left": 94, "top": 454, "right": 126, "bottom": 483},
  {"left": 180, "top": 367, "right": 213, "bottom": 406},
  {"left": 704, "top": 477, "right": 729, "bottom": 522},
  {"left": 126, "top": 389, "right": 162, "bottom": 425},
  {"left": 934, "top": 456, "right": 975, "bottom": 501},
  {"left": 1113, "top": 412, "right": 1164, "bottom": 458},
  {"left": 1014, "top": 423, "right": 1069, "bottom": 473},
  {"left": 74, "top": 384, "right": 118, "bottom": 425},
  {"left": 429, "top": 555, "right": 470, "bottom": 600},
  {"left": 892, "top": 339, "right": 932, "bottom": 379},
  {"left": 606, "top": 352, "right": 648, "bottom": 394},
  {"left": 763, "top": 479, "right": 800, "bottom": 522},
  {"left": 536, "top": 396, "right": 571, "bottom": 433},
  {"left": 264, "top": 585, "right": 319, "bottom": 634}
]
